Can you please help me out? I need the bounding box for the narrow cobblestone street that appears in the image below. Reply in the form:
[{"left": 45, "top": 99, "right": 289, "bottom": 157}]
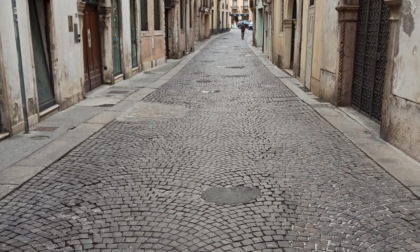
[{"left": 1, "top": 30, "right": 420, "bottom": 251}]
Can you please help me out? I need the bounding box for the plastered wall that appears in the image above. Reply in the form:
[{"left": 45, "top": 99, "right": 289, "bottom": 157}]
[
  {"left": 383, "top": 0, "right": 420, "bottom": 161},
  {"left": 0, "top": 0, "right": 38, "bottom": 133},
  {"left": 50, "top": 0, "right": 84, "bottom": 109}
]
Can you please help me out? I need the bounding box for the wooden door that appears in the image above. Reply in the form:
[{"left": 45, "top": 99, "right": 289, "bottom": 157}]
[{"left": 83, "top": 4, "right": 102, "bottom": 92}]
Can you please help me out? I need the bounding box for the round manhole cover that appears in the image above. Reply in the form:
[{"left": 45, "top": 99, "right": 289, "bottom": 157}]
[{"left": 202, "top": 186, "right": 261, "bottom": 205}]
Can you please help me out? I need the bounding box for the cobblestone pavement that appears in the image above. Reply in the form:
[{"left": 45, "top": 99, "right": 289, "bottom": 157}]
[{"left": 1, "top": 30, "right": 420, "bottom": 252}]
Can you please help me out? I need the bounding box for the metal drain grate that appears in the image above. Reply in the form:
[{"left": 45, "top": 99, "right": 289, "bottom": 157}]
[
  {"left": 107, "top": 90, "right": 130, "bottom": 95},
  {"left": 226, "top": 66, "right": 245, "bottom": 69},
  {"left": 202, "top": 186, "right": 261, "bottom": 205},
  {"left": 196, "top": 80, "right": 212, "bottom": 83},
  {"left": 33, "top": 127, "right": 58, "bottom": 132}
]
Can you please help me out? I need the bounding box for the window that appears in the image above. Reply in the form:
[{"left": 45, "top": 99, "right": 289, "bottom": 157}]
[
  {"left": 154, "top": 0, "right": 161, "bottom": 30},
  {"left": 180, "top": 0, "right": 184, "bottom": 29},
  {"left": 141, "top": 0, "right": 148, "bottom": 31},
  {"left": 190, "top": 0, "right": 193, "bottom": 28},
  {"left": 233, "top": 0, "right": 237, "bottom": 9},
  {"left": 310, "top": 0, "right": 314, "bottom": 5},
  {"left": 279, "top": 0, "right": 284, "bottom": 33}
]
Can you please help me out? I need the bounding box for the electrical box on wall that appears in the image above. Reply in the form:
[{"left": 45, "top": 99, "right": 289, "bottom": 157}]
[{"left": 74, "top": 24, "right": 80, "bottom": 43}]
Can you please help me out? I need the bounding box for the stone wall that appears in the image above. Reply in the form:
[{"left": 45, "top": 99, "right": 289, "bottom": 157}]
[{"left": 382, "top": 0, "right": 420, "bottom": 161}]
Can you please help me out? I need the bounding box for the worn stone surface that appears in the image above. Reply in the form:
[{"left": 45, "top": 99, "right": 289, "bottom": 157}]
[{"left": 1, "top": 30, "right": 420, "bottom": 251}]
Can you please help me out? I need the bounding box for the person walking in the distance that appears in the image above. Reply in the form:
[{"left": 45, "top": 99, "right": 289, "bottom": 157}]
[{"left": 241, "top": 24, "right": 246, "bottom": 40}]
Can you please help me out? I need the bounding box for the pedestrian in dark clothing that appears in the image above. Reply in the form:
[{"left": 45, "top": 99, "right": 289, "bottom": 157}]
[{"left": 241, "top": 25, "right": 246, "bottom": 40}]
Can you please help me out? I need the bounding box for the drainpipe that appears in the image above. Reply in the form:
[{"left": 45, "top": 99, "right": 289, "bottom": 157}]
[{"left": 11, "top": 0, "right": 29, "bottom": 134}]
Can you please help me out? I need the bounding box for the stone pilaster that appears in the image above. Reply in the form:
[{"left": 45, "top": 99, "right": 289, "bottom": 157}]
[
  {"left": 335, "top": 1, "right": 359, "bottom": 106},
  {"left": 98, "top": 5, "right": 113, "bottom": 83},
  {"left": 380, "top": 0, "right": 402, "bottom": 139}
]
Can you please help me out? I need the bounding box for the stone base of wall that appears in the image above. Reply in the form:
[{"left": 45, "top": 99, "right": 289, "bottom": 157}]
[
  {"left": 11, "top": 114, "right": 39, "bottom": 136},
  {"left": 320, "top": 69, "right": 337, "bottom": 103},
  {"left": 59, "top": 92, "right": 84, "bottom": 111},
  {"left": 142, "top": 57, "right": 167, "bottom": 70},
  {"left": 382, "top": 96, "right": 420, "bottom": 162}
]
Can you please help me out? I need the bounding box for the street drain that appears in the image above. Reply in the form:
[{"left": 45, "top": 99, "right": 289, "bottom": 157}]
[
  {"left": 226, "top": 66, "right": 245, "bottom": 69},
  {"left": 225, "top": 75, "right": 248, "bottom": 78},
  {"left": 202, "top": 186, "right": 261, "bottom": 205},
  {"left": 31, "top": 135, "right": 50, "bottom": 140},
  {"left": 33, "top": 127, "right": 58, "bottom": 132},
  {"left": 201, "top": 90, "right": 220, "bottom": 94},
  {"left": 95, "top": 104, "right": 114, "bottom": 107},
  {"left": 107, "top": 90, "right": 130, "bottom": 94},
  {"left": 197, "top": 80, "right": 212, "bottom": 83}
]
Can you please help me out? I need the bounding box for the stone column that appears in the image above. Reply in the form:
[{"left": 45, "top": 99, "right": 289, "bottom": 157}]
[
  {"left": 334, "top": 0, "right": 359, "bottom": 106},
  {"left": 380, "top": 0, "right": 402, "bottom": 139},
  {"left": 77, "top": 1, "right": 86, "bottom": 94},
  {"left": 292, "top": 0, "right": 302, "bottom": 76},
  {"left": 98, "top": 1, "right": 113, "bottom": 84},
  {"left": 283, "top": 19, "right": 293, "bottom": 69}
]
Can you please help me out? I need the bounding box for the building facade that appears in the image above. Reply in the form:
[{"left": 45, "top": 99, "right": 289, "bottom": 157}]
[
  {"left": 0, "top": 0, "right": 227, "bottom": 137},
  {"left": 230, "top": 0, "right": 253, "bottom": 26},
  {"left": 254, "top": 0, "right": 420, "bottom": 161}
]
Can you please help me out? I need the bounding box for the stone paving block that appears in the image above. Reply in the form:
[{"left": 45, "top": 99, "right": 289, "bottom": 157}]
[
  {"left": 0, "top": 166, "right": 44, "bottom": 185},
  {"left": 0, "top": 30, "right": 419, "bottom": 252},
  {"left": 0, "top": 185, "right": 18, "bottom": 199},
  {"left": 87, "top": 111, "right": 120, "bottom": 125},
  {"left": 124, "top": 88, "right": 156, "bottom": 102}
]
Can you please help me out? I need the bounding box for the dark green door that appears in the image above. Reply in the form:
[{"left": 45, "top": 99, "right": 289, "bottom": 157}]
[
  {"left": 29, "top": 0, "right": 55, "bottom": 111},
  {"left": 112, "top": 0, "right": 122, "bottom": 76}
]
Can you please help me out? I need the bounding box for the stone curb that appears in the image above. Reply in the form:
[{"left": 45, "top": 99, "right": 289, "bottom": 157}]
[
  {"left": 0, "top": 32, "right": 228, "bottom": 200},
  {"left": 247, "top": 41, "right": 420, "bottom": 199}
]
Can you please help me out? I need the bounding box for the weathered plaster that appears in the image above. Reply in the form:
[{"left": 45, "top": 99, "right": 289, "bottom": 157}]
[
  {"left": 51, "top": 0, "right": 84, "bottom": 109},
  {"left": 385, "top": 96, "right": 420, "bottom": 161},
  {"left": 271, "top": 0, "right": 286, "bottom": 69},
  {"left": 0, "top": 33, "right": 11, "bottom": 132},
  {"left": 392, "top": 0, "right": 420, "bottom": 104},
  {"left": 317, "top": 0, "right": 339, "bottom": 103},
  {"left": 0, "top": 0, "right": 38, "bottom": 128},
  {"left": 309, "top": 0, "right": 324, "bottom": 96},
  {"left": 401, "top": 0, "right": 414, "bottom": 36}
]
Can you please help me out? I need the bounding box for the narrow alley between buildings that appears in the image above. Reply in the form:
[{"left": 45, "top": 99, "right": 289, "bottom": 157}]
[{"left": 1, "top": 30, "right": 420, "bottom": 252}]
